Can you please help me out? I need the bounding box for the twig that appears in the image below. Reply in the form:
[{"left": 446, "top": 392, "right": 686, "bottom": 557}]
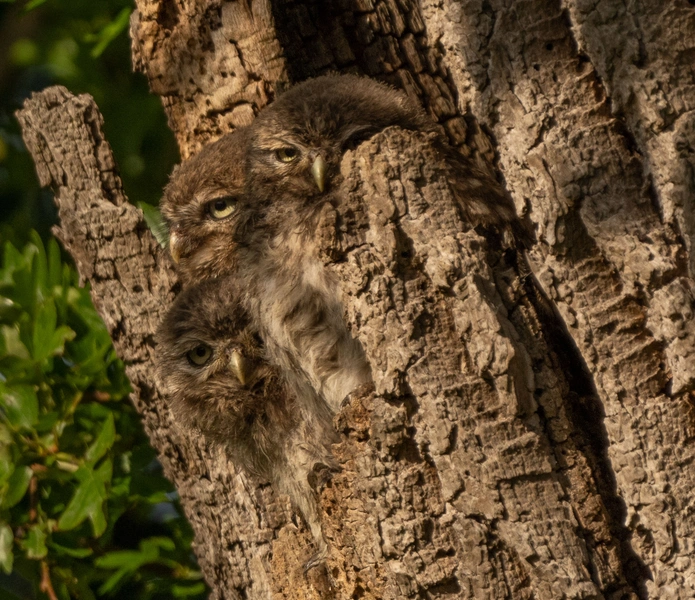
[{"left": 40, "top": 561, "right": 59, "bottom": 600}]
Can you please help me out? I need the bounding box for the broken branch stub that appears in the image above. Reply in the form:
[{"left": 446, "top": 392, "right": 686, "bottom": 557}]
[{"left": 17, "top": 86, "right": 285, "bottom": 600}]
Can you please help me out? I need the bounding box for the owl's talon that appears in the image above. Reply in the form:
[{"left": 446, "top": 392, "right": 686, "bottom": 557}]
[
  {"left": 308, "top": 461, "right": 339, "bottom": 492},
  {"left": 303, "top": 541, "right": 329, "bottom": 573},
  {"left": 340, "top": 381, "right": 376, "bottom": 409}
]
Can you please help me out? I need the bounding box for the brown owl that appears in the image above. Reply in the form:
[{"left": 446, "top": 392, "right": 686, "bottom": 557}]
[
  {"left": 245, "top": 74, "right": 527, "bottom": 239},
  {"left": 155, "top": 277, "right": 337, "bottom": 561},
  {"left": 160, "top": 128, "right": 252, "bottom": 286},
  {"left": 241, "top": 74, "right": 529, "bottom": 412}
]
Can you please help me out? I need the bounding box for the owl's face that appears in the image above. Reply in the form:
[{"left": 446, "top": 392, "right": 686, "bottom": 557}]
[
  {"left": 160, "top": 129, "right": 251, "bottom": 284},
  {"left": 246, "top": 75, "right": 428, "bottom": 219},
  {"left": 155, "top": 280, "right": 284, "bottom": 444}
]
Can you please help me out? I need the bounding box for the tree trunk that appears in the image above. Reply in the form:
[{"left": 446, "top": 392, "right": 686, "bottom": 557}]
[{"left": 16, "top": 0, "right": 695, "bottom": 598}]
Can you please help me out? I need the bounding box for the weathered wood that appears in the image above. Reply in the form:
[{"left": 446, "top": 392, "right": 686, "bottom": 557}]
[
  {"left": 129, "top": 0, "right": 481, "bottom": 158},
  {"left": 563, "top": 0, "right": 695, "bottom": 275},
  {"left": 421, "top": 1, "right": 695, "bottom": 596},
  {"left": 16, "top": 88, "right": 285, "bottom": 600},
  {"left": 317, "top": 127, "right": 636, "bottom": 598},
  {"left": 18, "top": 0, "right": 695, "bottom": 597}
]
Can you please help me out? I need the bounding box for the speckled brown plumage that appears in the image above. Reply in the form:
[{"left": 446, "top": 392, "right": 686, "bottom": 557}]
[
  {"left": 245, "top": 74, "right": 528, "bottom": 241},
  {"left": 160, "top": 128, "right": 251, "bottom": 286},
  {"left": 155, "top": 277, "right": 336, "bottom": 560},
  {"left": 240, "top": 74, "right": 529, "bottom": 413}
]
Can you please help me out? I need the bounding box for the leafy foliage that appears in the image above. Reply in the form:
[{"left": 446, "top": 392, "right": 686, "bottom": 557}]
[
  {"left": 0, "top": 0, "right": 178, "bottom": 249},
  {"left": 0, "top": 235, "right": 207, "bottom": 599}
]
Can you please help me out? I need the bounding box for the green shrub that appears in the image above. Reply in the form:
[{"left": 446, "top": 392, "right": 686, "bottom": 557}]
[{"left": 0, "top": 234, "right": 207, "bottom": 599}]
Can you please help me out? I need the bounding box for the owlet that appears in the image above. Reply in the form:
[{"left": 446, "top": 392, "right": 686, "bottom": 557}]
[
  {"left": 241, "top": 74, "right": 529, "bottom": 412},
  {"left": 155, "top": 277, "right": 337, "bottom": 561},
  {"left": 160, "top": 128, "right": 251, "bottom": 286}
]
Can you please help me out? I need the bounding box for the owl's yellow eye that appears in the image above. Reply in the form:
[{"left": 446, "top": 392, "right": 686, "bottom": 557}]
[
  {"left": 275, "top": 148, "right": 298, "bottom": 163},
  {"left": 187, "top": 344, "right": 212, "bottom": 366},
  {"left": 207, "top": 197, "right": 236, "bottom": 220}
]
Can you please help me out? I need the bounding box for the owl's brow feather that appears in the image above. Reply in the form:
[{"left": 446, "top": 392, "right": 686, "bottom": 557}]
[
  {"left": 253, "top": 133, "right": 311, "bottom": 152},
  {"left": 193, "top": 187, "right": 242, "bottom": 204}
]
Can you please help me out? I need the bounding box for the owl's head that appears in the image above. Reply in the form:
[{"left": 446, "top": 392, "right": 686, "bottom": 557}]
[
  {"left": 160, "top": 129, "right": 251, "bottom": 284},
  {"left": 155, "top": 279, "right": 286, "bottom": 446},
  {"left": 246, "top": 74, "right": 429, "bottom": 208}
]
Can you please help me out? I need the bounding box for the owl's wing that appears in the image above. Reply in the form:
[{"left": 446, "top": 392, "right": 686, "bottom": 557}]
[{"left": 435, "top": 139, "right": 535, "bottom": 250}]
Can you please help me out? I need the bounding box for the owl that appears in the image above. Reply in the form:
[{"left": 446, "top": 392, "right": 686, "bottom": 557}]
[
  {"left": 155, "top": 277, "right": 337, "bottom": 561},
  {"left": 245, "top": 74, "right": 528, "bottom": 240},
  {"left": 241, "top": 74, "right": 529, "bottom": 412},
  {"left": 160, "top": 128, "right": 252, "bottom": 286}
]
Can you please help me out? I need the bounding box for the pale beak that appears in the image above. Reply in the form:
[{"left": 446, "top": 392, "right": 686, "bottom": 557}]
[
  {"left": 311, "top": 154, "right": 327, "bottom": 193},
  {"left": 169, "top": 230, "right": 182, "bottom": 264},
  {"left": 230, "top": 350, "right": 249, "bottom": 386}
]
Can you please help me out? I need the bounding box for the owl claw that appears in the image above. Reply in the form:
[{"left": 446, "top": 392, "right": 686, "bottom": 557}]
[
  {"left": 340, "top": 381, "right": 376, "bottom": 409},
  {"left": 303, "top": 539, "right": 329, "bottom": 573},
  {"left": 308, "top": 461, "right": 339, "bottom": 492}
]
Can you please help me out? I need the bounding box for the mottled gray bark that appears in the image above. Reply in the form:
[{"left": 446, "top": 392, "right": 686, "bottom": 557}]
[{"left": 17, "top": 0, "right": 695, "bottom": 598}]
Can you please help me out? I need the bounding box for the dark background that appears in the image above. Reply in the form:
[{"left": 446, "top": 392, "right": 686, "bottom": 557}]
[{"left": 0, "top": 0, "right": 177, "bottom": 248}]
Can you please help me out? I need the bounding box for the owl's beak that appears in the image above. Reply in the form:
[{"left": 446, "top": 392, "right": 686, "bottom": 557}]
[
  {"left": 229, "top": 350, "right": 250, "bottom": 386},
  {"left": 169, "top": 230, "right": 182, "bottom": 264},
  {"left": 311, "top": 154, "right": 327, "bottom": 193}
]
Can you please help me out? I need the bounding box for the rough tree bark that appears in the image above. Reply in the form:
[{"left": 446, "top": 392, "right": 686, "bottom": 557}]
[{"left": 16, "top": 0, "right": 695, "bottom": 599}]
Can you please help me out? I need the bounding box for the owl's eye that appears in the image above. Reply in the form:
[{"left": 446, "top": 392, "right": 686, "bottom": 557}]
[
  {"left": 275, "top": 148, "right": 299, "bottom": 163},
  {"left": 187, "top": 344, "right": 212, "bottom": 366},
  {"left": 207, "top": 196, "right": 236, "bottom": 220}
]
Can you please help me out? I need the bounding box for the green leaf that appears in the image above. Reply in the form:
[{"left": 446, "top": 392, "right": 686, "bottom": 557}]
[
  {"left": 142, "top": 536, "right": 175, "bottom": 553},
  {"left": 1, "top": 384, "right": 39, "bottom": 430},
  {"left": 0, "top": 325, "right": 30, "bottom": 360},
  {"left": 35, "top": 411, "right": 60, "bottom": 434},
  {"left": 95, "top": 548, "right": 152, "bottom": 570},
  {"left": 48, "top": 541, "right": 93, "bottom": 558},
  {"left": 29, "top": 234, "right": 47, "bottom": 307},
  {"left": 172, "top": 582, "right": 208, "bottom": 598},
  {"left": 84, "top": 413, "right": 115, "bottom": 466},
  {"left": 0, "top": 523, "right": 13, "bottom": 574},
  {"left": 22, "top": 523, "right": 47, "bottom": 559},
  {"left": 50, "top": 326, "right": 76, "bottom": 358},
  {"left": 24, "top": 0, "right": 49, "bottom": 10},
  {"left": 57, "top": 459, "right": 111, "bottom": 536},
  {"left": 0, "top": 242, "right": 24, "bottom": 285},
  {"left": 95, "top": 536, "right": 175, "bottom": 570},
  {"left": 1, "top": 465, "right": 32, "bottom": 509},
  {"left": 75, "top": 402, "right": 112, "bottom": 423},
  {"left": 0, "top": 428, "right": 13, "bottom": 485},
  {"left": 96, "top": 537, "right": 175, "bottom": 594},
  {"left": 90, "top": 7, "right": 132, "bottom": 58},
  {"left": 46, "top": 237, "right": 63, "bottom": 291},
  {"left": 32, "top": 298, "right": 75, "bottom": 363},
  {"left": 9, "top": 38, "right": 39, "bottom": 67},
  {"left": 138, "top": 202, "right": 170, "bottom": 248},
  {"left": 32, "top": 298, "right": 56, "bottom": 357},
  {"left": 0, "top": 297, "right": 21, "bottom": 322}
]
